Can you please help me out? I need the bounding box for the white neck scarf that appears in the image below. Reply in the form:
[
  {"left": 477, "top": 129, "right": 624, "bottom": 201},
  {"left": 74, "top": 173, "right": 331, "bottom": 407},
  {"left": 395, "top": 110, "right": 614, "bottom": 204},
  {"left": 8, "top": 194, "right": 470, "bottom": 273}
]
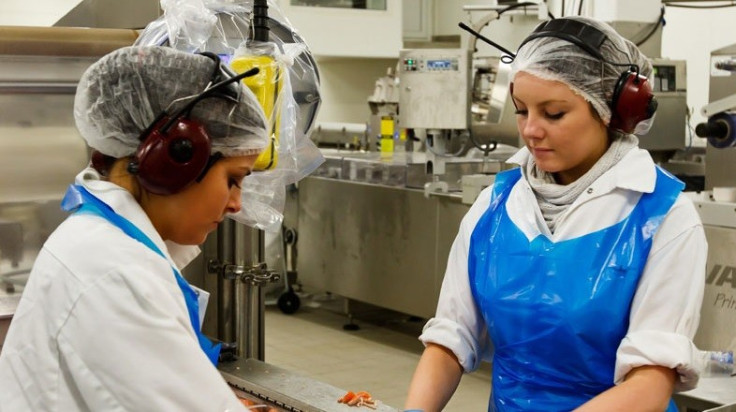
[{"left": 524, "top": 134, "right": 639, "bottom": 233}]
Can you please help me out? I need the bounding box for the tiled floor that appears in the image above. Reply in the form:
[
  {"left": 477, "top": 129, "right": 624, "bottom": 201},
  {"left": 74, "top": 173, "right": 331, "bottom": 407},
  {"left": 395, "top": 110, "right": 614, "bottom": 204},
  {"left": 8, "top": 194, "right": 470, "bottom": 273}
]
[{"left": 262, "top": 296, "right": 492, "bottom": 411}]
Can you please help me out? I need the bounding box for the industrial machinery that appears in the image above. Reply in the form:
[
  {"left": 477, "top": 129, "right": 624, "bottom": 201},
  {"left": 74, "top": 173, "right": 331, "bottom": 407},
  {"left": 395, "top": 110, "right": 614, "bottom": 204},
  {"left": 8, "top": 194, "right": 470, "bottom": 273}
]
[
  {"left": 0, "top": 26, "right": 136, "bottom": 348},
  {"left": 672, "top": 43, "right": 736, "bottom": 412},
  {"left": 367, "top": 66, "right": 400, "bottom": 153},
  {"left": 294, "top": 2, "right": 691, "bottom": 322},
  {"left": 398, "top": 47, "right": 472, "bottom": 194},
  {"left": 296, "top": 150, "right": 507, "bottom": 320}
]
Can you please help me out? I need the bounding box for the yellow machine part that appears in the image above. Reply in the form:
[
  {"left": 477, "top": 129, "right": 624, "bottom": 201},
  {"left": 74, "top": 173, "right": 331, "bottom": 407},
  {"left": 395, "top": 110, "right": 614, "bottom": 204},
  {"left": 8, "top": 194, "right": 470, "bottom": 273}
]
[
  {"left": 380, "top": 117, "right": 394, "bottom": 137},
  {"left": 230, "top": 55, "right": 282, "bottom": 170}
]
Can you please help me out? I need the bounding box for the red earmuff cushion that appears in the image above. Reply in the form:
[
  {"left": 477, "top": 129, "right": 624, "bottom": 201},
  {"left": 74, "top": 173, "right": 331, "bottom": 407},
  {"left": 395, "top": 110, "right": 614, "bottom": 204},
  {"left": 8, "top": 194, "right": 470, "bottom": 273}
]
[
  {"left": 134, "top": 117, "right": 212, "bottom": 195},
  {"left": 609, "top": 71, "right": 656, "bottom": 134}
]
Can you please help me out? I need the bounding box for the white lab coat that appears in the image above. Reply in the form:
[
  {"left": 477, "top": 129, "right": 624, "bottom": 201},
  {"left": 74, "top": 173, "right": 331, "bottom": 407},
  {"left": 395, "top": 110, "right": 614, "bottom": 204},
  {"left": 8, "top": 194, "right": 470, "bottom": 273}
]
[
  {"left": 420, "top": 147, "right": 707, "bottom": 392},
  {"left": 0, "top": 168, "right": 248, "bottom": 411}
]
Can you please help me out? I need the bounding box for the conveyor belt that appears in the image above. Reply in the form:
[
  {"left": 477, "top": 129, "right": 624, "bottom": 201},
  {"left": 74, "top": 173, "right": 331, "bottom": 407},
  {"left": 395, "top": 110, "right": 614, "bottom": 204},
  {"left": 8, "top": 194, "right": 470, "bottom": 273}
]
[{"left": 220, "top": 358, "right": 397, "bottom": 411}]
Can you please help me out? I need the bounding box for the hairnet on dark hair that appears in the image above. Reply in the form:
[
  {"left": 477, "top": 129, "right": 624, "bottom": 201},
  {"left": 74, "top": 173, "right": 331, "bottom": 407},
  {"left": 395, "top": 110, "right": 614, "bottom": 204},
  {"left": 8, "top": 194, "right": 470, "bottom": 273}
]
[{"left": 74, "top": 46, "right": 269, "bottom": 158}]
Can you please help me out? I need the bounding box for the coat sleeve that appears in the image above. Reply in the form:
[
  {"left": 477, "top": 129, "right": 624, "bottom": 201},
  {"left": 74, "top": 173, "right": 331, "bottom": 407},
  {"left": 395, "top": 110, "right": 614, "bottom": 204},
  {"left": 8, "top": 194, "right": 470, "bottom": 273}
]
[
  {"left": 615, "top": 194, "right": 707, "bottom": 392},
  {"left": 419, "top": 186, "right": 494, "bottom": 373},
  {"left": 56, "top": 262, "right": 249, "bottom": 412}
]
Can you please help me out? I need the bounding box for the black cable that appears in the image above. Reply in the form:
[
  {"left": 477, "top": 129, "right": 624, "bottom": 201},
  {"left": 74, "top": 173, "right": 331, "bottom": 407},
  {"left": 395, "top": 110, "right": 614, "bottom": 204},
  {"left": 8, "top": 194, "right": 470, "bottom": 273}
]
[
  {"left": 253, "top": 0, "right": 270, "bottom": 42},
  {"left": 577, "top": 0, "right": 584, "bottom": 15},
  {"left": 664, "top": 1, "right": 736, "bottom": 9},
  {"left": 458, "top": 22, "right": 517, "bottom": 58},
  {"left": 498, "top": 2, "right": 556, "bottom": 20},
  {"left": 459, "top": 1, "right": 555, "bottom": 59},
  {"left": 468, "top": 131, "right": 498, "bottom": 156},
  {"left": 497, "top": 2, "right": 537, "bottom": 16},
  {"left": 161, "top": 67, "right": 260, "bottom": 133},
  {"left": 635, "top": 6, "right": 665, "bottom": 47}
]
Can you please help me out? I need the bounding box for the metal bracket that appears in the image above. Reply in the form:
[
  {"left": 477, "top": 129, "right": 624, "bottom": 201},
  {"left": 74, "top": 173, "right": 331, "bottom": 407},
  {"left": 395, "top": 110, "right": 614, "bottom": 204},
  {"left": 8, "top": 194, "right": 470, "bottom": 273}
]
[
  {"left": 424, "top": 178, "right": 449, "bottom": 198},
  {"left": 207, "top": 259, "right": 281, "bottom": 286},
  {"left": 702, "top": 93, "right": 736, "bottom": 117}
]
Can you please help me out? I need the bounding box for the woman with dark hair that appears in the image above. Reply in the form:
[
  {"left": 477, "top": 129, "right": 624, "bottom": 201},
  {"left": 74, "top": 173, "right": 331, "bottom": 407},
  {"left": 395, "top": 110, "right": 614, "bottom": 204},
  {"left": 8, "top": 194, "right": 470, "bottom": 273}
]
[{"left": 0, "top": 46, "right": 268, "bottom": 411}]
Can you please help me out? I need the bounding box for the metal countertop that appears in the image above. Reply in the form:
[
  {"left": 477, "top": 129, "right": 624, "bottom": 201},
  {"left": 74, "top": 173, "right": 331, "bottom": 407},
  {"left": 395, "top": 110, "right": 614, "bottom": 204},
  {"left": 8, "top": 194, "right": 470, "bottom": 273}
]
[
  {"left": 675, "top": 376, "right": 736, "bottom": 410},
  {"left": 220, "top": 358, "right": 397, "bottom": 412}
]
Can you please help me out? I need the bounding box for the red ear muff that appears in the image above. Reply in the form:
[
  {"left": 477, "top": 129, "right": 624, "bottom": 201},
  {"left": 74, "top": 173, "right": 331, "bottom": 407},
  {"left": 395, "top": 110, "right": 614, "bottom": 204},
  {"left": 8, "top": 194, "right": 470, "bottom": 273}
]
[
  {"left": 125, "top": 53, "right": 261, "bottom": 195},
  {"left": 609, "top": 70, "right": 658, "bottom": 134},
  {"left": 130, "top": 116, "right": 212, "bottom": 195},
  {"left": 515, "top": 19, "right": 659, "bottom": 135}
]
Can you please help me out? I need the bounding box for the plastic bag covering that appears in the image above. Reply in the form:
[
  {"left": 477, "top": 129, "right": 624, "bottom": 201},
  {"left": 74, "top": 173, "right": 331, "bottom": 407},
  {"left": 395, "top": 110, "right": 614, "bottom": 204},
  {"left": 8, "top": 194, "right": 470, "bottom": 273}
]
[
  {"left": 468, "top": 168, "right": 683, "bottom": 411},
  {"left": 74, "top": 46, "right": 268, "bottom": 159},
  {"left": 229, "top": 40, "right": 324, "bottom": 231},
  {"left": 135, "top": 0, "right": 323, "bottom": 231},
  {"left": 231, "top": 41, "right": 283, "bottom": 171},
  {"left": 510, "top": 16, "right": 653, "bottom": 134}
]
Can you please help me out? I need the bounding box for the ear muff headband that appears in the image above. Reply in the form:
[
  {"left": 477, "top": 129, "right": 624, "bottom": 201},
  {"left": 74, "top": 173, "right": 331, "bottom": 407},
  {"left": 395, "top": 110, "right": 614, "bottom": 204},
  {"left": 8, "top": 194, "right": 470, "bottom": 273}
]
[{"left": 518, "top": 19, "right": 608, "bottom": 61}]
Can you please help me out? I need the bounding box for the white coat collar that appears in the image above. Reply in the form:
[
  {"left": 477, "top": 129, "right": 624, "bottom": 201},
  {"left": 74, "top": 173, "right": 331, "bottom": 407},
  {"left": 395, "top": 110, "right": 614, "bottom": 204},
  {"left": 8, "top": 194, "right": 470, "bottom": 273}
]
[
  {"left": 74, "top": 167, "right": 201, "bottom": 270},
  {"left": 506, "top": 146, "right": 656, "bottom": 194}
]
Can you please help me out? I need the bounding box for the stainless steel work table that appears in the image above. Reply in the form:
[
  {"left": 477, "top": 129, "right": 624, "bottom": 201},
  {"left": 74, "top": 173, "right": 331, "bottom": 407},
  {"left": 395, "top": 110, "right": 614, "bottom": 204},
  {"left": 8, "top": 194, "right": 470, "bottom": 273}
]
[
  {"left": 675, "top": 376, "right": 736, "bottom": 411},
  {"left": 220, "top": 357, "right": 398, "bottom": 411}
]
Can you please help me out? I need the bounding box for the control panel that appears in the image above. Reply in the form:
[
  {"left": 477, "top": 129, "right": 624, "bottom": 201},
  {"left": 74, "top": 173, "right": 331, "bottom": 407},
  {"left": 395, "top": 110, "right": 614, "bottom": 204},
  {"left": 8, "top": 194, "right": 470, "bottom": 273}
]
[
  {"left": 402, "top": 57, "right": 461, "bottom": 73},
  {"left": 399, "top": 48, "right": 471, "bottom": 130}
]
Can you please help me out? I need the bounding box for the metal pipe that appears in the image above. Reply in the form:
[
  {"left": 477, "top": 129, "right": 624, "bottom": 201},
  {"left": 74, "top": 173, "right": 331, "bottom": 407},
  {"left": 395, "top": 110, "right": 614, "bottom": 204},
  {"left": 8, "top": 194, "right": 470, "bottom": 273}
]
[
  {"left": 217, "top": 219, "right": 236, "bottom": 343},
  {"left": 253, "top": 0, "right": 270, "bottom": 42},
  {"left": 235, "top": 224, "right": 266, "bottom": 361},
  {"left": 240, "top": 275, "right": 265, "bottom": 360},
  {"left": 462, "top": 4, "right": 539, "bottom": 12},
  {"left": 0, "top": 82, "right": 78, "bottom": 94},
  {"left": 0, "top": 26, "right": 137, "bottom": 57}
]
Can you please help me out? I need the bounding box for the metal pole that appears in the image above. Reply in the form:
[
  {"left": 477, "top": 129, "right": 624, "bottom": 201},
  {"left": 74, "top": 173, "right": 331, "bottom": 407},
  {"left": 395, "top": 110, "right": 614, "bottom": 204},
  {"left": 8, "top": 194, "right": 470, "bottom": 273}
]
[
  {"left": 234, "top": 224, "right": 266, "bottom": 361},
  {"left": 217, "top": 219, "right": 236, "bottom": 342}
]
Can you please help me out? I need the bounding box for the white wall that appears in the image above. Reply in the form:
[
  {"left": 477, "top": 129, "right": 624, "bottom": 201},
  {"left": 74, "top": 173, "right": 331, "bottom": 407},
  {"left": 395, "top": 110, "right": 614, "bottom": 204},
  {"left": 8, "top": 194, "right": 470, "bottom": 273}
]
[
  {"left": 0, "top": 0, "right": 81, "bottom": 26},
  {"left": 314, "top": 57, "right": 397, "bottom": 124},
  {"left": 276, "top": 0, "right": 402, "bottom": 58}
]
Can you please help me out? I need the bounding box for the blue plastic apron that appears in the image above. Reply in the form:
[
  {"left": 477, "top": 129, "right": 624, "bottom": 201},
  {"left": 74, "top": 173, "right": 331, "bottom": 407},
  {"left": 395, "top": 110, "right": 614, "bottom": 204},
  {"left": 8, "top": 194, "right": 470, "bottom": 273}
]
[
  {"left": 61, "top": 184, "right": 221, "bottom": 366},
  {"left": 469, "top": 167, "right": 683, "bottom": 411}
]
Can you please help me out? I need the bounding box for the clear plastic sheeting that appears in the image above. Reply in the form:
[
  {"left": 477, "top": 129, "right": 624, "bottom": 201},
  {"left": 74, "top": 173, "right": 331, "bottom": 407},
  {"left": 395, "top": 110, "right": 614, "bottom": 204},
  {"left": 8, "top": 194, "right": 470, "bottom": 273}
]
[{"left": 135, "top": 0, "right": 323, "bottom": 231}]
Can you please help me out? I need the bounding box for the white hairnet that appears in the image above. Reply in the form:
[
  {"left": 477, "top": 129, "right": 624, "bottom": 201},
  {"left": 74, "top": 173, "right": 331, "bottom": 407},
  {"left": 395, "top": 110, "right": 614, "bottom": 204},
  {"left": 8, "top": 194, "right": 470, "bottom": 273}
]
[
  {"left": 510, "top": 16, "right": 653, "bottom": 128},
  {"left": 74, "top": 46, "right": 269, "bottom": 158}
]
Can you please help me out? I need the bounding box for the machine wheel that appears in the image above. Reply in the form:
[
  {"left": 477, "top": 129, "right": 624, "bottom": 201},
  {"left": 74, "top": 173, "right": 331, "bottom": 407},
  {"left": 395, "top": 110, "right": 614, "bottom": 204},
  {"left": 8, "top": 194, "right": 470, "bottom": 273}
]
[{"left": 278, "top": 291, "right": 301, "bottom": 314}]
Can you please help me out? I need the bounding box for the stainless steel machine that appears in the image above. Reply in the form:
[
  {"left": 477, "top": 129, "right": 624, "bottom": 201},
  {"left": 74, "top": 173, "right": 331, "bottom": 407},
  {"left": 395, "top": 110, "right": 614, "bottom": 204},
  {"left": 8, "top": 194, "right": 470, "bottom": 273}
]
[
  {"left": 672, "top": 43, "right": 736, "bottom": 412},
  {"left": 0, "top": 26, "right": 136, "bottom": 347},
  {"left": 398, "top": 47, "right": 473, "bottom": 194},
  {"left": 295, "top": 148, "right": 510, "bottom": 319}
]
